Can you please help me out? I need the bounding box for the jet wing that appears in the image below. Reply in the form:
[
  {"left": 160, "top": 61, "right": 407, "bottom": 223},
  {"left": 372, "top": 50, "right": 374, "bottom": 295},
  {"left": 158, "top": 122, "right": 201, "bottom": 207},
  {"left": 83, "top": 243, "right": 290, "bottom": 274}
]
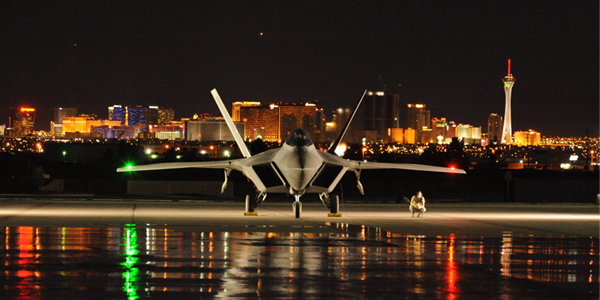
[
  {"left": 318, "top": 150, "right": 466, "bottom": 174},
  {"left": 347, "top": 160, "right": 466, "bottom": 174},
  {"left": 116, "top": 148, "right": 286, "bottom": 193},
  {"left": 116, "top": 159, "right": 245, "bottom": 173}
]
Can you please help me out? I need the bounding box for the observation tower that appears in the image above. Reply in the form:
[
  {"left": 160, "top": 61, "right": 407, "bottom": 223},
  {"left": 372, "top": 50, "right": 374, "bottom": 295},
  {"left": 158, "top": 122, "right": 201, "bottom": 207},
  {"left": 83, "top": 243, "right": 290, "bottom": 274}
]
[{"left": 501, "top": 59, "right": 515, "bottom": 144}]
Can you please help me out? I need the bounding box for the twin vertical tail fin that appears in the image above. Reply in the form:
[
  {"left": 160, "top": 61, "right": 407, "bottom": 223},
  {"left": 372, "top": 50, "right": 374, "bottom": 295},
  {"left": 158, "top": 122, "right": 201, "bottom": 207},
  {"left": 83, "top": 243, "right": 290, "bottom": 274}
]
[
  {"left": 211, "top": 89, "right": 252, "bottom": 158},
  {"left": 327, "top": 89, "right": 367, "bottom": 155}
]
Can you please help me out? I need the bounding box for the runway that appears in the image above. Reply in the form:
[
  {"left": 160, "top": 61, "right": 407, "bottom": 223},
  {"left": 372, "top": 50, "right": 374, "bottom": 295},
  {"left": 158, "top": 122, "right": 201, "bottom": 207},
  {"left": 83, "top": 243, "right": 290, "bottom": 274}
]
[
  {"left": 0, "top": 200, "right": 598, "bottom": 299},
  {"left": 0, "top": 201, "right": 597, "bottom": 237}
]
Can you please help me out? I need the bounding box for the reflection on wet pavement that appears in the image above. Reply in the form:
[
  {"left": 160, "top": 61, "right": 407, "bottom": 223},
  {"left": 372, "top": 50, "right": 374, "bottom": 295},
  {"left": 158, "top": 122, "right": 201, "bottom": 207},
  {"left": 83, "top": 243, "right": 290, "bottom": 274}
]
[{"left": 1, "top": 224, "right": 597, "bottom": 299}]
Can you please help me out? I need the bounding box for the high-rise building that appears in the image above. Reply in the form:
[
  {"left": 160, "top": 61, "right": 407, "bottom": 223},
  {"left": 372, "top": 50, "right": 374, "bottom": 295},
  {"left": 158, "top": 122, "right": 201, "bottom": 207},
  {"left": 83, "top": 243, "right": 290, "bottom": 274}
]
[
  {"left": 457, "top": 124, "right": 482, "bottom": 145},
  {"left": 431, "top": 117, "right": 447, "bottom": 142},
  {"left": 54, "top": 107, "right": 77, "bottom": 123},
  {"left": 185, "top": 119, "right": 246, "bottom": 142},
  {"left": 404, "top": 128, "right": 416, "bottom": 144},
  {"left": 364, "top": 91, "right": 401, "bottom": 141},
  {"left": 157, "top": 108, "right": 174, "bottom": 125},
  {"left": 445, "top": 121, "right": 457, "bottom": 140},
  {"left": 406, "top": 104, "right": 430, "bottom": 142},
  {"left": 9, "top": 107, "right": 36, "bottom": 135},
  {"left": 240, "top": 104, "right": 279, "bottom": 142},
  {"left": 236, "top": 101, "right": 324, "bottom": 142},
  {"left": 501, "top": 59, "right": 515, "bottom": 144},
  {"left": 329, "top": 108, "right": 352, "bottom": 142},
  {"left": 232, "top": 102, "right": 261, "bottom": 122},
  {"left": 62, "top": 117, "right": 121, "bottom": 134},
  {"left": 240, "top": 105, "right": 280, "bottom": 141},
  {"left": 108, "top": 105, "right": 159, "bottom": 132},
  {"left": 487, "top": 113, "right": 503, "bottom": 144},
  {"left": 52, "top": 107, "right": 78, "bottom": 136},
  {"left": 91, "top": 125, "right": 141, "bottom": 139},
  {"left": 278, "top": 102, "right": 322, "bottom": 140},
  {"left": 109, "top": 105, "right": 125, "bottom": 123},
  {"left": 148, "top": 125, "right": 185, "bottom": 140},
  {"left": 514, "top": 129, "right": 541, "bottom": 146}
]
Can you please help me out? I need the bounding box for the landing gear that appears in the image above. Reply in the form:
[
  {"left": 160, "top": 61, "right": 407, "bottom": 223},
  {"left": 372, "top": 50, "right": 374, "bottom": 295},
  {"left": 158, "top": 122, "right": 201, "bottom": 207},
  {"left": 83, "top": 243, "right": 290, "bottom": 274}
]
[
  {"left": 254, "top": 191, "right": 267, "bottom": 208},
  {"left": 320, "top": 193, "right": 341, "bottom": 217},
  {"left": 328, "top": 194, "right": 341, "bottom": 217},
  {"left": 292, "top": 195, "right": 302, "bottom": 218},
  {"left": 245, "top": 191, "right": 267, "bottom": 216},
  {"left": 244, "top": 195, "right": 257, "bottom": 216},
  {"left": 319, "top": 192, "right": 331, "bottom": 209}
]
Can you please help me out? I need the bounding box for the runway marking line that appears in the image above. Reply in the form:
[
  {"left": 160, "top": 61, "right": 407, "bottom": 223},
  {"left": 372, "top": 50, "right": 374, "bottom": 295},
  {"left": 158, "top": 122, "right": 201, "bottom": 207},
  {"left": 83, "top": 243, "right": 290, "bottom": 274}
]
[{"left": 0, "top": 203, "right": 48, "bottom": 220}]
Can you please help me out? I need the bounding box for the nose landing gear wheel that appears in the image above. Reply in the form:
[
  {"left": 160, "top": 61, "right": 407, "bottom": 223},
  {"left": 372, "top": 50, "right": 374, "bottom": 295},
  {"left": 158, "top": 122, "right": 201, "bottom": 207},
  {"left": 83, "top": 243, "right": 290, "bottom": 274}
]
[{"left": 293, "top": 195, "right": 302, "bottom": 218}]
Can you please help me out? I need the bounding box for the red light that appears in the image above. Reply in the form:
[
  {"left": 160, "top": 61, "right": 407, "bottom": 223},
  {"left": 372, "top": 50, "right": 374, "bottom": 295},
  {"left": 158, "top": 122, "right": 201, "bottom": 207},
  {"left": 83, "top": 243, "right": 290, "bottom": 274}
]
[{"left": 450, "top": 166, "right": 455, "bottom": 170}]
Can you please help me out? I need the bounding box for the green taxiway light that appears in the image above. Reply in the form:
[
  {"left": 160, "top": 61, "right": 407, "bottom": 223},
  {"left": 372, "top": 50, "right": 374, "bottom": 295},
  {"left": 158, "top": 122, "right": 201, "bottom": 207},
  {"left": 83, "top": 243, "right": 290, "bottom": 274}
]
[{"left": 126, "top": 165, "right": 133, "bottom": 170}]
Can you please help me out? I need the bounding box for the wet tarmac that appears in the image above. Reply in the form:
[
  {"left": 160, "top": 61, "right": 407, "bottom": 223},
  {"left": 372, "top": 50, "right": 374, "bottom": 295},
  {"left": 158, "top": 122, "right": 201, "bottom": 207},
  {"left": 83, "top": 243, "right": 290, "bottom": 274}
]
[{"left": 0, "top": 201, "right": 598, "bottom": 299}]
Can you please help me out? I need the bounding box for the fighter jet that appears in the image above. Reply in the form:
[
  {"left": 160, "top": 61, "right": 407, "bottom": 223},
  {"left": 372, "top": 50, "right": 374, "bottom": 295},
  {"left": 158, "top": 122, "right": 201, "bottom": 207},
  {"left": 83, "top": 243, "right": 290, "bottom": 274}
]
[{"left": 118, "top": 89, "right": 466, "bottom": 218}]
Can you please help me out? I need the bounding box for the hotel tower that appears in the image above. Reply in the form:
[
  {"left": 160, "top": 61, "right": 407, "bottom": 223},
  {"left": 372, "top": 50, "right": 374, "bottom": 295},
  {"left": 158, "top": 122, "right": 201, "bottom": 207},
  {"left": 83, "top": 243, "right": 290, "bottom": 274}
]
[{"left": 501, "top": 59, "right": 515, "bottom": 144}]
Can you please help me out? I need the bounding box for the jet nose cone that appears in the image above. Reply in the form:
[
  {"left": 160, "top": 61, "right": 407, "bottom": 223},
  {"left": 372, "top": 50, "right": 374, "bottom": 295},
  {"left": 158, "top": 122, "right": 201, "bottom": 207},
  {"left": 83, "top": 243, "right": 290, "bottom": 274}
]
[{"left": 285, "top": 129, "right": 313, "bottom": 147}]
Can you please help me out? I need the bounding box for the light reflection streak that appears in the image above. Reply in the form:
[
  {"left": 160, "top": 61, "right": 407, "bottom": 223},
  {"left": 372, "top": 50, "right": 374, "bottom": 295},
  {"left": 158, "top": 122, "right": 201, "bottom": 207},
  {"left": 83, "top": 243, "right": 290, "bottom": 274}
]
[
  {"left": 446, "top": 234, "right": 458, "bottom": 299},
  {"left": 17, "top": 226, "right": 35, "bottom": 298},
  {"left": 122, "top": 224, "right": 140, "bottom": 300},
  {"left": 501, "top": 232, "right": 513, "bottom": 276}
]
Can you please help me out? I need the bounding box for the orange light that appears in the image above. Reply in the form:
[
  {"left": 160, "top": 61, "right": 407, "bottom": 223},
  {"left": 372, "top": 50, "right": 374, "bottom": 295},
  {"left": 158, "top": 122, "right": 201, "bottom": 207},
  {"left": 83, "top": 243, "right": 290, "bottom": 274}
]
[{"left": 20, "top": 108, "right": 35, "bottom": 112}]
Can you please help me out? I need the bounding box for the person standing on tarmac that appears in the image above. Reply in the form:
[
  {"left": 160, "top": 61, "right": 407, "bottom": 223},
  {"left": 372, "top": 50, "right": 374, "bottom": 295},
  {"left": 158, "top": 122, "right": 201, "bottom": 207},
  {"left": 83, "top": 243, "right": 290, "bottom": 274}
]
[{"left": 409, "top": 191, "right": 426, "bottom": 217}]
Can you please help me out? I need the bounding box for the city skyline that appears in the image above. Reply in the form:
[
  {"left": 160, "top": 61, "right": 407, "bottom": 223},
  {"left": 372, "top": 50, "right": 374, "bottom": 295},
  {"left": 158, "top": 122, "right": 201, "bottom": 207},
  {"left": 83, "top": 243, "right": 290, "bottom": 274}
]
[
  {"left": 0, "top": 94, "right": 581, "bottom": 142},
  {"left": 1, "top": 2, "right": 597, "bottom": 137}
]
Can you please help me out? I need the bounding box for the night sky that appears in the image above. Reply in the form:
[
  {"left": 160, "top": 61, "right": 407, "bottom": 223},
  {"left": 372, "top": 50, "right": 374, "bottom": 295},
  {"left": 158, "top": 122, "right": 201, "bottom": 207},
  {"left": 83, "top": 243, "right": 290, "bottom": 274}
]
[{"left": 1, "top": 1, "right": 598, "bottom": 137}]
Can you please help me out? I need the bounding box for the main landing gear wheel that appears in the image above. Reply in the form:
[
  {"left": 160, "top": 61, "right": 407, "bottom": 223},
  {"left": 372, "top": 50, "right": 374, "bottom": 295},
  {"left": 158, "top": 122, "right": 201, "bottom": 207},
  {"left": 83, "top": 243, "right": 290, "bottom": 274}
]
[
  {"left": 328, "top": 194, "right": 341, "bottom": 217},
  {"left": 244, "top": 195, "right": 258, "bottom": 216},
  {"left": 245, "top": 192, "right": 267, "bottom": 216}
]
